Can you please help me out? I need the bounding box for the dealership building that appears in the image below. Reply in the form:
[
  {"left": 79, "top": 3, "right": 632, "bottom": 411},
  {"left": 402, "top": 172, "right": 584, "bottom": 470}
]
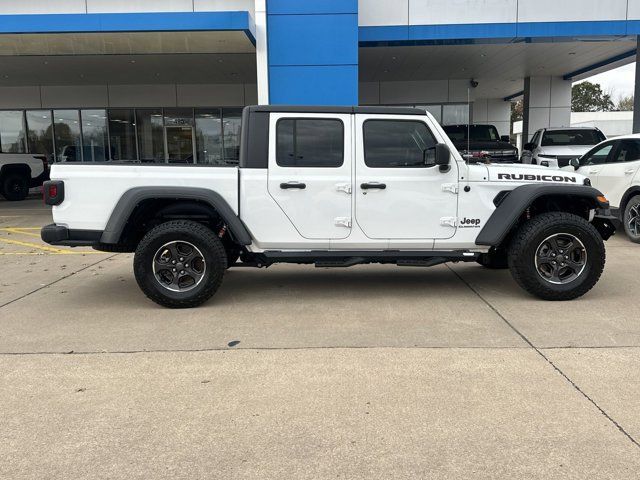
[{"left": 0, "top": 0, "right": 639, "bottom": 164}]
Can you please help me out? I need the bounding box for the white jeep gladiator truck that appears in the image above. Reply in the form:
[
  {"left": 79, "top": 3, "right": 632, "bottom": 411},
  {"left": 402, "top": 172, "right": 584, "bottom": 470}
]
[
  {"left": 0, "top": 153, "right": 49, "bottom": 201},
  {"left": 41, "top": 106, "right": 616, "bottom": 308}
]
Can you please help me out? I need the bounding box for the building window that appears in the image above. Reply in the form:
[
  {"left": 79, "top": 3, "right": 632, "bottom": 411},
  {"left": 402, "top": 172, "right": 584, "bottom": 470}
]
[
  {"left": 108, "top": 109, "right": 137, "bottom": 161},
  {"left": 136, "top": 109, "right": 164, "bottom": 163},
  {"left": 222, "top": 108, "right": 243, "bottom": 165},
  {"left": 53, "top": 110, "right": 81, "bottom": 162},
  {"left": 195, "top": 108, "right": 223, "bottom": 166},
  {"left": 81, "top": 109, "right": 108, "bottom": 162},
  {"left": 276, "top": 118, "right": 344, "bottom": 168},
  {"left": 0, "top": 110, "right": 27, "bottom": 153},
  {"left": 26, "top": 110, "right": 54, "bottom": 161},
  {"left": 442, "top": 104, "right": 470, "bottom": 126},
  {"left": 363, "top": 120, "right": 436, "bottom": 168}
]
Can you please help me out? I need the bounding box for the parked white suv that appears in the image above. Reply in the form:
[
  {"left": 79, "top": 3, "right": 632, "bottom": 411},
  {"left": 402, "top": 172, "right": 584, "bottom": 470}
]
[
  {"left": 565, "top": 134, "right": 640, "bottom": 243},
  {"left": 0, "top": 153, "right": 49, "bottom": 201},
  {"left": 522, "top": 128, "right": 606, "bottom": 169}
]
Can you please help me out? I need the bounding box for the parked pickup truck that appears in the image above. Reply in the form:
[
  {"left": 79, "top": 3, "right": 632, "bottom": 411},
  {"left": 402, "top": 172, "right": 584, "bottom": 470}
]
[
  {"left": 0, "top": 153, "right": 49, "bottom": 201},
  {"left": 443, "top": 124, "right": 518, "bottom": 163},
  {"left": 42, "top": 106, "right": 616, "bottom": 308}
]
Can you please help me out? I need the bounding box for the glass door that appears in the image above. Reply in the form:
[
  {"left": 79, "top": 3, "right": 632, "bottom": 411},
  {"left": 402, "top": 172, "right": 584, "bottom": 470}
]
[{"left": 165, "top": 126, "right": 195, "bottom": 163}]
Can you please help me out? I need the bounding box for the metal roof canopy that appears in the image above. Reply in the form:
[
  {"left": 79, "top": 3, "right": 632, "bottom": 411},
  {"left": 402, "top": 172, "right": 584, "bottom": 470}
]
[{"left": 359, "top": 39, "right": 637, "bottom": 100}]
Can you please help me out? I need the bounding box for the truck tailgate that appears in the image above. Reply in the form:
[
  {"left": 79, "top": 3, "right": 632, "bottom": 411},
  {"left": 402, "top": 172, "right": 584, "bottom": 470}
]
[{"left": 49, "top": 164, "right": 239, "bottom": 231}]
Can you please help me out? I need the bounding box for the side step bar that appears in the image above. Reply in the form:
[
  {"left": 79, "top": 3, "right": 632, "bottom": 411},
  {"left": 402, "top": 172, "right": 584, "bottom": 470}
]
[{"left": 237, "top": 250, "right": 481, "bottom": 268}]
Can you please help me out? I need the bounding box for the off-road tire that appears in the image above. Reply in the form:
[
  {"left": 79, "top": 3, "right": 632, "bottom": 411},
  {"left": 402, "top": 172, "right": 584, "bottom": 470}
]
[
  {"left": 134, "top": 220, "right": 227, "bottom": 308},
  {"left": 477, "top": 247, "right": 509, "bottom": 269},
  {"left": 622, "top": 195, "right": 640, "bottom": 244},
  {"left": 508, "top": 212, "right": 605, "bottom": 301},
  {"left": 1, "top": 172, "right": 29, "bottom": 201}
]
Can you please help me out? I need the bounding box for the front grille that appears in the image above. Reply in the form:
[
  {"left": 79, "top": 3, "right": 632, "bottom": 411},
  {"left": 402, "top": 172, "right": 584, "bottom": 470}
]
[{"left": 555, "top": 155, "right": 579, "bottom": 168}]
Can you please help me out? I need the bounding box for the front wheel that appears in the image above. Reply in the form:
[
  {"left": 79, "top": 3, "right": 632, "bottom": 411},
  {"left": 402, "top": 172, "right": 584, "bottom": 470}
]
[
  {"left": 623, "top": 195, "right": 640, "bottom": 244},
  {"left": 508, "top": 212, "right": 605, "bottom": 301},
  {"left": 134, "top": 220, "right": 227, "bottom": 308}
]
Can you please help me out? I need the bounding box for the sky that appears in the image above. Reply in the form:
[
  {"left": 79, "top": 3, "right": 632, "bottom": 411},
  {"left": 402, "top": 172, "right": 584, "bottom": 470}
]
[{"left": 580, "top": 62, "right": 636, "bottom": 101}]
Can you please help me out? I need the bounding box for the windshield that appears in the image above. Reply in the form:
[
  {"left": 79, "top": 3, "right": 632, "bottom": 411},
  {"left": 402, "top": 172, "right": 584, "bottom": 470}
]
[
  {"left": 443, "top": 125, "right": 500, "bottom": 142},
  {"left": 541, "top": 129, "right": 605, "bottom": 147}
]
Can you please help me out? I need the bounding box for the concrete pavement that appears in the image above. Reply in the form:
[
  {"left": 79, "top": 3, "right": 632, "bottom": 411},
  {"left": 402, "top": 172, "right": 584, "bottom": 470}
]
[{"left": 1, "top": 197, "right": 639, "bottom": 478}]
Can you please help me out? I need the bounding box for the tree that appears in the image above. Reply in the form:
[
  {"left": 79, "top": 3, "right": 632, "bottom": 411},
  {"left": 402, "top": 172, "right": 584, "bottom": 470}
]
[
  {"left": 616, "top": 95, "right": 634, "bottom": 112},
  {"left": 511, "top": 99, "right": 523, "bottom": 124},
  {"left": 572, "top": 82, "right": 614, "bottom": 112}
]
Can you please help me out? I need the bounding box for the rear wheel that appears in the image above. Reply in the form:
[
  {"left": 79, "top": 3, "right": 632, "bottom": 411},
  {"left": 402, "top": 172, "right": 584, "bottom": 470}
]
[
  {"left": 508, "top": 212, "right": 605, "bottom": 301},
  {"left": 1, "top": 172, "right": 29, "bottom": 201},
  {"left": 134, "top": 220, "right": 227, "bottom": 308},
  {"left": 623, "top": 195, "right": 640, "bottom": 244}
]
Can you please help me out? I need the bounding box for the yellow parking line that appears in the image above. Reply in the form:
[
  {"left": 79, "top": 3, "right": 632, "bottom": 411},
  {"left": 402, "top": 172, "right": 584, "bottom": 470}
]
[
  {"left": 1, "top": 227, "right": 42, "bottom": 238},
  {"left": 0, "top": 237, "right": 77, "bottom": 254}
]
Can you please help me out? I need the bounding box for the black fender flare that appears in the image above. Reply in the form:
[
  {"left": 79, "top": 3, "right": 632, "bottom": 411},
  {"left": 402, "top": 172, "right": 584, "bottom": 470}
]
[
  {"left": 100, "top": 187, "right": 252, "bottom": 245},
  {"left": 475, "top": 184, "right": 609, "bottom": 247}
]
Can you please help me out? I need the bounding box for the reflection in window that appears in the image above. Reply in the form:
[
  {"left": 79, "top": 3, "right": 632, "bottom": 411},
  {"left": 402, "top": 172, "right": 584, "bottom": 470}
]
[
  {"left": 109, "top": 109, "right": 137, "bottom": 161},
  {"left": 222, "top": 108, "right": 242, "bottom": 165},
  {"left": 53, "top": 110, "right": 81, "bottom": 162},
  {"left": 26, "top": 110, "right": 54, "bottom": 161},
  {"left": 363, "top": 120, "right": 436, "bottom": 168},
  {"left": 81, "top": 109, "right": 108, "bottom": 162},
  {"left": 195, "top": 109, "right": 223, "bottom": 165},
  {"left": 442, "top": 104, "right": 469, "bottom": 126},
  {"left": 137, "top": 109, "right": 164, "bottom": 163},
  {"left": 0, "top": 110, "right": 27, "bottom": 153},
  {"left": 276, "top": 119, "right": 344, "bottom": 167}
]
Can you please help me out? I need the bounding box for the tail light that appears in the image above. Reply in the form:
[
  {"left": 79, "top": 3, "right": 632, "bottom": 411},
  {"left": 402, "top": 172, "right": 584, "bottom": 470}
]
[{"left": 43, "top": 180, "right": 64, "bottom": 205}]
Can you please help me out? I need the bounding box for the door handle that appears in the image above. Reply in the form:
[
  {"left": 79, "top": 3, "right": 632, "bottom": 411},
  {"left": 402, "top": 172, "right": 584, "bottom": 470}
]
[
  {"left": 625, "top": 169, "right": 636, "bottom": 175},
  {"left": 361, "top": 182, "right": 386, "bottom": 190},
  {"left": 588, "top": 169, "right": 600, "bottom": 175},
  {"left": 280, "top": 182, "right": 306, "bottom": 190}
]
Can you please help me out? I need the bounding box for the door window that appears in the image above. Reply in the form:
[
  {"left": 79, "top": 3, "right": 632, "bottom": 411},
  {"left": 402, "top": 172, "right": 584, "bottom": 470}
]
[
  {"left": 580, "top": 143, "right": 614, "bottom": 166},
  {"left": 610, "top": 140, "right": 640, "bottom": 164},
  {"left": 276, "top": 118, "right": 344, "bottom": 167},
  {"left": 363, "top": 120, "right": 436, "bottom": 168}
]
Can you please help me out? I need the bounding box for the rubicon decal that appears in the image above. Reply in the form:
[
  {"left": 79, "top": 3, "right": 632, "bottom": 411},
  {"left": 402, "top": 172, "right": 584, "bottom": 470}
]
[{"left": 497, "top": 173, "right": 577, "bottom": 183}]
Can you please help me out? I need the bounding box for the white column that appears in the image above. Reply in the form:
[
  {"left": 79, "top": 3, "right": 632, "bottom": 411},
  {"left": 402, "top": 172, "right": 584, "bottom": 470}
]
[
  {"left": 472, "top": 98, "right": 511, "bottom": 137},
  {"left": 254, "top": 0, "right": 269, "bottom": 105},
  {"left": 523, "top": 76, "right": 571, "bottom": 142}
]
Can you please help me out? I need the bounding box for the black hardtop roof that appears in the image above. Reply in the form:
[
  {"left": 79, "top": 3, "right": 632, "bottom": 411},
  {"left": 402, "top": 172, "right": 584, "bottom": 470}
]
[{"left": 244, "top": 105, "right": 426, "bottom": 115}]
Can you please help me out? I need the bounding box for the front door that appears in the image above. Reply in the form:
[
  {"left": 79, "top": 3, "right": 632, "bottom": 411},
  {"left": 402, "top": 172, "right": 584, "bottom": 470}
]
[
  {"left": 267, "top": 113, "right": 352, "bottom": 240},
  {"left": 165, "top": 126, "right": 195, "bottom": 163},
  {"left": 354, "top": 115, "right": 459, "bottom": 240},
  {"left": 595, "top": 139, "right": 640, "bottom": 207}
]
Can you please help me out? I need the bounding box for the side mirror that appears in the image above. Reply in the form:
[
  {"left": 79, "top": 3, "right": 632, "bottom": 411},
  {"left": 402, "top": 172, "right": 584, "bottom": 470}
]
[
  {"left": 500, "top": 135, "right": 511, "bottom": 143},
  {"left": 570, "top": 158, "right": 580, "bottom": 170},
  {"left": 524, "top": 143, "right": 536, "bottom": 152},
  {"left": 435, "top": 143, "right": 451, "bottom": 171}
]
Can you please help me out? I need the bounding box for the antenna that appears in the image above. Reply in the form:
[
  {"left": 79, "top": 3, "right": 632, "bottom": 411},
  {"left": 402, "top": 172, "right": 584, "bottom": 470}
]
[{"left": 467, "top": 87, "right": 471, "bottom": 165}]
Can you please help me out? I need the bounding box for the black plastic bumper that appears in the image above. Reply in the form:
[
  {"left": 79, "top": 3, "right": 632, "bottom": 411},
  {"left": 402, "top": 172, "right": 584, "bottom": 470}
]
[{"left": 41, "top": 224, "right": 102, "bottom": 247}]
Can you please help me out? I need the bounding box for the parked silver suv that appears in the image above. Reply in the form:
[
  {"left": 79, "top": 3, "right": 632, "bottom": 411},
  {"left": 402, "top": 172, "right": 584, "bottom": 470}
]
[{"left": 521, "top": 127, "right": 606, "bottom": 169}]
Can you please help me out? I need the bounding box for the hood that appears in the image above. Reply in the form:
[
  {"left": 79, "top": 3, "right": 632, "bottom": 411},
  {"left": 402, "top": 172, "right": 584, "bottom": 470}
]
[
  {"left": 538, "top": 145, "right": 592, "bottom": 157},
  {"left": 486, "top": 163, "right": 587, "bottom": 185},
  {"left": 452, "top": 140, "right": 515, "bottom": 151}
]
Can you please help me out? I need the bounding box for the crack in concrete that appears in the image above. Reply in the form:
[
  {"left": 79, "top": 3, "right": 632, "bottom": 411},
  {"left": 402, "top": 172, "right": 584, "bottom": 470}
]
[
  {"left": 447, "top": 264, "right": 640, "bottom": 451},
  {"left": 0, "top": 254, "right": 119, "bottom": 310}
]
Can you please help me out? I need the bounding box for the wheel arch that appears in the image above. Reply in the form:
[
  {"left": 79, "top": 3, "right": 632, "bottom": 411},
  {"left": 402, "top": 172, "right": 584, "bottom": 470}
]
[
  {"left": 619, "top": 186, "right": 640, "bottom": 219},
  {"left": 0, "top": 163, "right": 31, "bottom": 180},
  {"left": 100, "top": 187, "right": 252, "bottom": 247},
  {"left": 476, "top": 184, "right": 609, "bottom": 247}
]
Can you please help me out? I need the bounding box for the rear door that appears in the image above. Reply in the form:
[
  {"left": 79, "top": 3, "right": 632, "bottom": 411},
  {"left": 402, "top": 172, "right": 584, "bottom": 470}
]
[
  {"left": 267, "top": 113, "right": 352, "bottom": 239},
  {"left": 354, "top": 114, "right": 459, "bottom": 240},
  {"left": 596, "top": 139, "right": 640, "bottom": 207}
]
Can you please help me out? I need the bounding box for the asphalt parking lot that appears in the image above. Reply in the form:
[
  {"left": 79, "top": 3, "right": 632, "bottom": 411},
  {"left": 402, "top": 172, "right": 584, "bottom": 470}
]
[{"left": 2, "top": 197, "right": 640, "bottom": 479}]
